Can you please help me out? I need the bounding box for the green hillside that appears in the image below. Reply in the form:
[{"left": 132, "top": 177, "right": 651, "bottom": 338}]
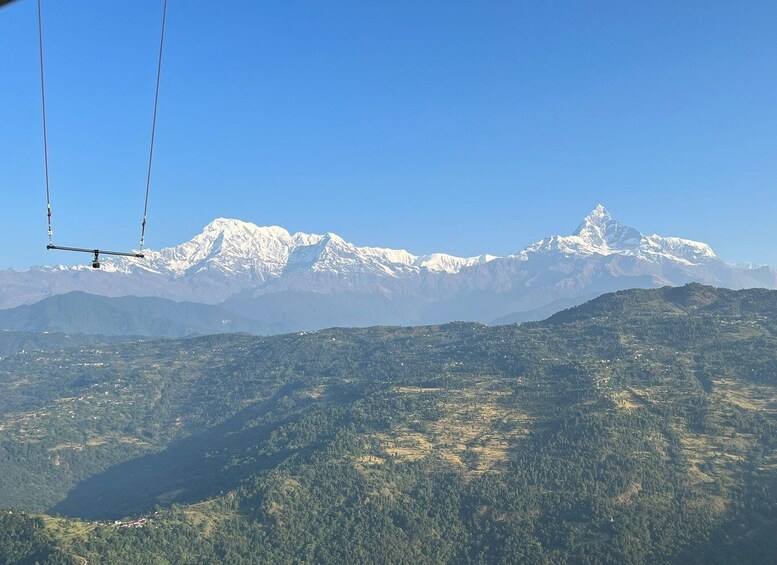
[
  {"left": 0, "top": 284, "right": 775, "bottom": 563},
  {"left": 0, "top": 330, "right": 141, "bottom": 358},
  {"left": 0, "top": 291, "right": 267, "bottom": 338}
]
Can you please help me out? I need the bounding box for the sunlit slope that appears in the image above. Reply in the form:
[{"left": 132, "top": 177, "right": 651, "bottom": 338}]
[
  {"left": 0, "top": 330, "right": 140, "bottom": 357},
  {"left": 0, "top": 284, "right": 775, "bottom": 563}
]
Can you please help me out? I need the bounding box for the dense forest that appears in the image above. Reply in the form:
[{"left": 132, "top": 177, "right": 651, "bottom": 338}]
[{"left": 0, "top": 284, "right": 775, "bottom": 563}]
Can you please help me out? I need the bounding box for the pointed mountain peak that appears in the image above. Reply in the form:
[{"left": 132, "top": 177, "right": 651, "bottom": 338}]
[
  {"left": 321, "top": 232, "right": 347, "bottom": 245},
  {"left": 572, "top": 205, "right": 641, "bottom": 249},
  {"left": 574, "top": 204, "right": 612, "bottom": 231},
  {"left": 590, "top": 203, "right": 611, "bottom": 219}
]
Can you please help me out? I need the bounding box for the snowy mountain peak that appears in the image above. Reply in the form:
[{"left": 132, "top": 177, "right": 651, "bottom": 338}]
[
  {"left": 322, "top": 232, "right": 347, "bottom": 245},
  {"left": 579, "top": 203, "right": 611, "bottom": 226},
  {"left": 202, "top": 218, "right": 291, "bottom": 241},
  {"left": 204, "top": 217, "right": 251, "bottom": 231},
  {"left": 572, "top": 205, "right": 642, "bottom": 249},
  {"left": 1, "top": 205, "right": 773, "bottom": 313},
  {"left": 66, "top": 207, "right": 724, "bottom": 283},
  {"left": 517, "top": 205, "right": 719, "bottom": 266}
]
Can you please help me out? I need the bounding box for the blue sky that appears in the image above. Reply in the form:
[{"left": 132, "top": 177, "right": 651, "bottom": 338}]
[{"left": 1, "top": 0, "right": 776, "bottom": 269}]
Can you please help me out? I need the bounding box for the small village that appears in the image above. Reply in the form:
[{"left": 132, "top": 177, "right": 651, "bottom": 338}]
[{"left": 110, "top": 517, "right": 152, "bottom": 529}]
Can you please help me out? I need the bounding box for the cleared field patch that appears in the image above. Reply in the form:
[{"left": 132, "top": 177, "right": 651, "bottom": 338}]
[
  {"left": 48, "top": 435, "right": 151, "bottom": 452},
  {"left": 676, "top": 426, "right": 752, "bottom": 489},
  {"left": 614, "top": 482, "right": 642, "bottom": 505},
  {"left": 687, "top": 494, "right": 728, "bottom": 514},
  {"left": 365, "top": 382, "right": 530, "bottom": 474},
  {"left": 396, "top": 386, "right": 442, "bottom": 394},
  {"left": 183, "top": 499, "right": 238, "bottom": 536},
  {"left": 297, "top": 384, "right": 327, "bottom": 399},
  {"left": 610, "top": 390, "right": 641, "bottom": 410},
  {"left": 357, "top": 454, "right": 386, "bottom": 466},
  {"left": 713, "top": 378, "right": 777, "bottom": 413},
  {"left": 381, "top": 430, "right": 435, "bottom": 461},
  {"left": 0, "top": 410, "right": 53, "bottom": 442},
  {"left": 39, "top": 514, "right": 98, "bottom": 543}
]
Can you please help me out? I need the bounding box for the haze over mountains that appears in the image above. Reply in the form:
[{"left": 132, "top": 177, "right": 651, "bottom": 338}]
[{"left": 0, "top": 205, "right": 775, "bottom": 337}]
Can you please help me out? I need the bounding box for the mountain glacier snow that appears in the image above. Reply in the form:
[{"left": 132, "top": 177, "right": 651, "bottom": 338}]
[{"left": 0, "top": 205, "right": 774, "bottom": 335}]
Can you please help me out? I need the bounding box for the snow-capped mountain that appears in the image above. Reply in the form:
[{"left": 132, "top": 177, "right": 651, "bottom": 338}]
[
  {"left": 0, "top": 205, "right": 774, "bottom": 335},
  {"left": 513, "top": 204, "right": 717, "bottom": 265},
  {"left": 104, "top": 218, "right": 492, "bottom": 280}
]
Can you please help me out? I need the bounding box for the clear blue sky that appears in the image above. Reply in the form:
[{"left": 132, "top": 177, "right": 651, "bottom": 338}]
[{"left": 1, "top": 0, "right": 775, "bottom": 269}]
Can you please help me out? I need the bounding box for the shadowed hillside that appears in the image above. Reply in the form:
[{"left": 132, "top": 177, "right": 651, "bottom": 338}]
[{"left": 0, "top": 285, "right": 775, "bottom": 563}]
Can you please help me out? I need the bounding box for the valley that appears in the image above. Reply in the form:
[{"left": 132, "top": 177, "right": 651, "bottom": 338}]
[{"left": 0, "top": 285, "right": 775, "bottom": 563}]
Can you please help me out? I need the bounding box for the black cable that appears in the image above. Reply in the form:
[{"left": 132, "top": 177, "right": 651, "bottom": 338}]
[
  {"left": 140, "top": 0, "right": 168, "bottom": 250},
  {"left": 37, "top": 0, "right": 168, "bottom": 253},
  {"left": 37, "top": 0, "right": 52, "bottom": 244}
]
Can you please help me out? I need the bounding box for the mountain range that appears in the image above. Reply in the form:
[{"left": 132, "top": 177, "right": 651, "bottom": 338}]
[{"left": 0, "top": 205, "right": 774, "bottom": 336}]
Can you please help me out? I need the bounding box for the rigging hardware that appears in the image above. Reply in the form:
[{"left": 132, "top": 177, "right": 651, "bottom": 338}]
[{"left": 35, "top": 0, "right": 168, "bottom": 268}]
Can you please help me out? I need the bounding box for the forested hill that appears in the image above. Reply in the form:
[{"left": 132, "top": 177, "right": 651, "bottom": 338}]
[
  {"left": 0, "top": 330, "right": 141, "bottom": 357},
  {"left": 0, "top": 284, "right": 775, "bottom": 564},
  {"left": 547, "top": 283, "right": 777, "bottom": 324}
]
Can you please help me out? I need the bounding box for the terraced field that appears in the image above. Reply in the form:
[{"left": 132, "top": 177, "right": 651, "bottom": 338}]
[{"left": 0, "top": 285, "right": 775, "bottom": 563}]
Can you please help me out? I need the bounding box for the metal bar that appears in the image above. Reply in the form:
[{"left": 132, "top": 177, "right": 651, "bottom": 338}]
[{"left": 47, "top": 245, "right": 144, "bottom": 259}]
